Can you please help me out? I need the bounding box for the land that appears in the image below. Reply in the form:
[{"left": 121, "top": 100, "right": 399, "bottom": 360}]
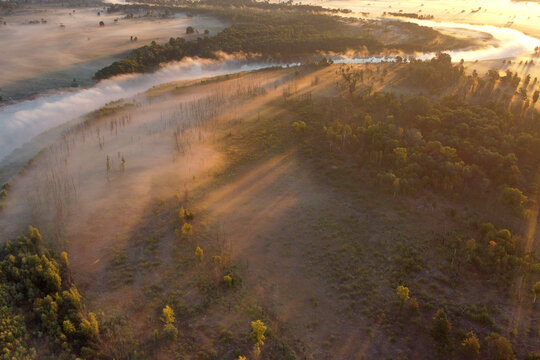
[
  {"left": 1, "top": 55, "right": 539, "bottom": 359},
  {"left": 0, "top": 3, "right": 226, "bottom": 101}
]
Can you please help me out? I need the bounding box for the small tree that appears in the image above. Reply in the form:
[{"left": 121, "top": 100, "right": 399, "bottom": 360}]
[
  {"left": 533, "top": 281, "right": 540, "bottom": 303},
  {"left": 161, "top": 305, "right": 178, "bottom": 340},
  {"left": 431, "top": 308, "right": 451, "bottom": 345},
  {"left": 408, "top": 297, "right": 419, "bottom": 314},
  {"left": 186, "top": 26, "right": 194, "bottom": 34},
  {"left": 486, "top": 333, "right": 515, "bottom": 360},
  {"left": 161, "top": 305, "right": 175, "bottom": 324},
  {"left": 251, "top": 320, "right": 267, "bottom": 356},
  {"left": 396, "top": 285, "right": 410, "bottom": 309},
  {"left": 182, "top": 223, "right": 193, "bottom": 235},
  {"left": 179, "top": 206, "right": 186, "bottom": 220},
  {"left": 461, "top": 332, "right": 480, "bottom": 360},
  {"left": 224, "top": 274, "right": 233, "bottom": 288},
  {"left": 292, "top": 121, "right": 307, "bottom": 134},
  {"left": 195, "top": 246, "right": 204, "bottom": 262}
]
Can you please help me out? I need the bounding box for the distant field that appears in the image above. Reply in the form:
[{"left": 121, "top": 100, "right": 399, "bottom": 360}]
[{"left": 0, "top": 4, "right": 226, "bottom": 100}]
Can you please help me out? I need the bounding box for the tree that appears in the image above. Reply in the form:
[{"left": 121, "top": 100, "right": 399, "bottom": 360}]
[
  {"left": 533, "top": 281, "right": 540, "bottom": 303},
  {"left": 161, "top": 305, "right": 178, "bottom": 340},
  {"left": 461, "top": 332, "right": 480, "bottom": 360},
  {"left": 396, "top": 285, "right": 409, "bottom": 309},
  {"left": 533, "top": 90, "right": 539, "bottom": 104},
  {"left": 292, "top": 121, "right": 307, "bottom": 134},
  {"left": 161, "top": 305, "right": 175, "bottom": 324},
  {"left": 485, "top": 333, "right": 515, "bottom": 360},
  {"left": 251, "top": 320, "right": 267, "bottom": 356},
  {"left": 186, "top": 26, "right": 195, "bottom": 34},
  {"left": 224, "top": 274, "right": 233, "bottom": 288},
  {"left": 431, "top": 309, "right": 451, "bottom": 345},
  {"left": 182, "top": 223, "right": 193, "bottom": 235},
  {"left": 408, "top": 297, "right": 419, "bottom": 313},
  {"left": 179, "top": 206, "right": 186, "bottom": 220},
  {"left": 195, "top": 246, "right": 204, "bottom": 262}
]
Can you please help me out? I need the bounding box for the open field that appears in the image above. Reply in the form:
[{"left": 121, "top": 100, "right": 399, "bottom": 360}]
[{"left": 0, "top": 4, "right": 226, "bottom": 100}]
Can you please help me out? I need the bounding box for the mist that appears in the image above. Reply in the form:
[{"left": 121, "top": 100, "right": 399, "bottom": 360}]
[
  {"left": 0, "top": 5, "right": 226, "bottom": 99},
  {"left": 0, "top": 58, "right": 272, "bottom": 162},
  {"left": 408, "top": 19, "right": 540, "bottom": 61}
]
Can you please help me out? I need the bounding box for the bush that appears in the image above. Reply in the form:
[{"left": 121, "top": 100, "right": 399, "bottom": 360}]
[
  {"left": 163, "top": 323, "right": 178, "bottom": 341},
  {"left": 431, "top": 309, "right": 451, "bottom": 345},
  {"left": 461, "top": 332, "right": 480, "bottom": 360},
  {"left": 485, "top": 333, "right": 515, "bottom": 360}
]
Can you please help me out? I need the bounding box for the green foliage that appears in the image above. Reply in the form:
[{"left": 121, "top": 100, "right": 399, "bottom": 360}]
[
  {"left": 95, "top": 5, "right": 382, "bottom": 79},
  {"left": 485, "top": 333, "right": 515, "bottom": 360},
  {"left": 223, "top": 274, "right": 234, "bottom": 288},
  {"left": 461, "top": 331, "right": 480, "bottom": 360},
  {"left": 292, "top": 121, "right": 307, "bottom": 134},
  {"left": 161, "top": 305, "right": 175, "bottom": 324},
  {"left": 182, "top": 223, "right": 193, "bottom": 235},
  {"left": 163, "top": 323, "right": 178, "bottom": 341},
  {"left": 179, "top": 206, "right": 194, "bottom": 221},
  {"left": 502, "top": 186, "right": 527, "bottom": 215},
  {"left": 431, "top": 308, "right": 451, "bottom": 345},
  {"left": 464, "top": 305, "right": 495, "bottom": 328},
  {"left": 408, "top": 297, "right": 419, "bottom": 314},
  {"left": 396, "top": 285, "right": 409, "bottom": 306},
  {"left": 251, "top": 319, "right": 267, "bottom": 355},
  {"left": 404, "top": 53, "right": 463, "bottom": 93},
  {"left": 0, "top": 227, "right": 98, "bottom": 357},
  {"left": 195, "top": 246, "right": 204, "bottom": 262}
]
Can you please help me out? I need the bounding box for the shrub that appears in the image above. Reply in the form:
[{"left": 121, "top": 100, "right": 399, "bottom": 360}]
[
  {"left": 195, "top": 246, "right": 204, "bottom": 262},
  {"left": 161, "top": 305, "right": 175, "bottom": 324},
  {"left": 431, "top": 309, "right": 451, "bottom": 345},
  {"left": 224, "top": 274, "right": 233, "bottom": 288},
  {"left": 396, "top": 285, "right": 410, "bottom": 308},
  {"left": 163, "top": 323, "right": 178, "bottom": 341},
  {"left": 251, "top": 320, "right": 267, "bottom": 355},
  {"left": 182, "top": 223, "right": 193, "bottom": 235},
  {"left": 485, "top": 333, "right": 515, "bottom": 360},
  {"left": 408, "top": 298, "right": 419, "bottom": 314},
  {"left": 461, "top": 332, "right": 480, "bottom": 360}
]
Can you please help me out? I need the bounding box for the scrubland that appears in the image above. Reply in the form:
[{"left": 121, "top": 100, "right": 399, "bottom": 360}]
[{"left": 1, "top": 54, "right": 540, "bottom": 359}]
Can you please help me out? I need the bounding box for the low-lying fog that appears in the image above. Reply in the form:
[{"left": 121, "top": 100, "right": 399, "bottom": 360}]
[
  {"left": 309, "top": 0, "right": 540, "bottom": 37},
  {"left": 0, "top": 68, "right": 293, "bottom": 288},
  {"left": 0, "top": 5, "right": 227, "bottom": 100},
  {"left": 0, "top": 58, "right": 272, "bottom": 163}
]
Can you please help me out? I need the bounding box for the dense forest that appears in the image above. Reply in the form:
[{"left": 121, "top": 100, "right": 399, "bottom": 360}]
[
  {"left": 0, "top": 227, "right": 99, "bottom": 359},
  {"left": 272, "top": 55, "right": 540, "bottom": 358},
  {"left": 95, "top": 5, "right": 380, "bottom": 79}
]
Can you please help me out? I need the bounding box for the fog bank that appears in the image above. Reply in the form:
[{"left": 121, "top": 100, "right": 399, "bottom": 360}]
[{"left": 0, "top": 58, "right": 270, "bottom": 161}]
